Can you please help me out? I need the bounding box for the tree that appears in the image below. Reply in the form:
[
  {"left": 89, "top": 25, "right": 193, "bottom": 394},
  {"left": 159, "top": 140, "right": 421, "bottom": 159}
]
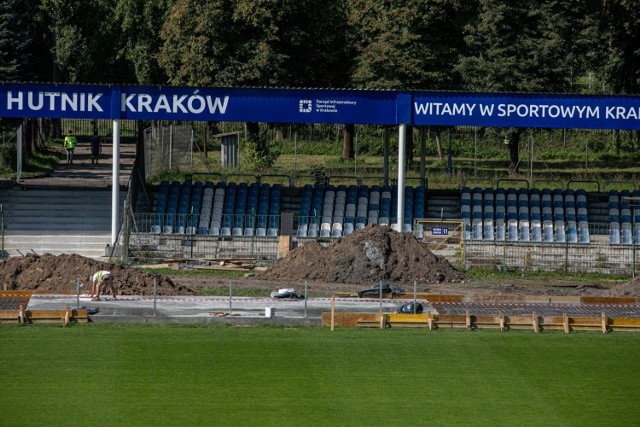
[
  {"left": 40, "top": 0, "right": 134, "bottom": 83},
  {"left": 345, "top": 0, "right": 475, "bottom": 162},
  {"left": 159, "top": 0, "right": 350, "bottom": 169},
  {"left": 599, "top": 0, "right": 640, "bottom": 95},
  {"left": 115, "top": 0, "right": 172, "bottom": 85},
  {"left": 0, "top": 0, "right": 31, "bottom": 81},
  {"left": 457, "top": 0, "right": 598, "bottom": 175},
  {"left": 347, "top": 0, "right": 473, "bottom": 91}
]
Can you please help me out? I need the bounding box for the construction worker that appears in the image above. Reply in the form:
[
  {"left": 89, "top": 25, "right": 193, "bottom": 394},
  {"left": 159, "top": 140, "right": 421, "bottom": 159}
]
[
  {"left": 89, "top": 270, "right": 116, "bottom": 301},
  {"left": 64, "top": 130, "right": 77, "bottom": 164}
]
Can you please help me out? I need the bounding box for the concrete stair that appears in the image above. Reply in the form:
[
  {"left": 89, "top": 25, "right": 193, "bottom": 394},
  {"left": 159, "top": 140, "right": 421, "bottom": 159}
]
[{"left": 0, "top": 188, "right": 125, "bottom": 259}]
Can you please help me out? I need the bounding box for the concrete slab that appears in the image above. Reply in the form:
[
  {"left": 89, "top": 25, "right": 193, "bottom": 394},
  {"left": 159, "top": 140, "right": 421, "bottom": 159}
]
[{"left": 26, "top": 294, "right": 421, "bottom": 325}]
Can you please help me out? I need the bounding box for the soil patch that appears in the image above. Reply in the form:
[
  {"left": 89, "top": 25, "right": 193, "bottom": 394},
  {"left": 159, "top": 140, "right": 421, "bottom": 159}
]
[
  {"left": 262, "top": 225, "right": 465, "bottom": 285},
  {"left": 604, "top": 277, "right": 640, "bottom": 297},
  {"left": 0, "top": 253, "right": 195, "bottom": 295}
]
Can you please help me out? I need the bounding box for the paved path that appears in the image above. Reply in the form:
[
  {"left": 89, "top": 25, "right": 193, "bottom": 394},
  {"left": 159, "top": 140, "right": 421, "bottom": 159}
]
[{"left": 18, "top": 138, "right": 137, "bottom": 189}]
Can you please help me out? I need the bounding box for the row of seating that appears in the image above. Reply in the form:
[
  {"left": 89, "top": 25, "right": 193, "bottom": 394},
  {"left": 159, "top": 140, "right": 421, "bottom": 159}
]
[
  {"left": 296, "top": 184, "right": 426, "bottom": 238},
  {"left": 149, "top": 180, "right": 640, "bottom": 244},
  {"left": 608, "top": 189, "right": 640, "bottom": 245},
  {"left": 462, "top": 187, "right": 640, "bottom": 245},
  {"left": 151, "top": 181, "right": 282, "bottom": 237},
  {"left": 461, "top": 187, "right": 591, "bottom": 243}
]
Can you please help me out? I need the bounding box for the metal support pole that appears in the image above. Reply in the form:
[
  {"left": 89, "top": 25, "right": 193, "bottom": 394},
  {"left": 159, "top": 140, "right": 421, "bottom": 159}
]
[
  {"left": 419, "top": 127, "right": 426, "bottom": 187},
  {"left": 229, "top": 280, "right": 233, "bottom": 315},
  {"left": 413, "top": 280, "right": 417, "bottom": 314},
  {"left": 304, "top": 280, "right": 308, "bottom": 319},
  {"left": 397, "top": 124, "right": 407, "bottom": 231},
  {"left": 447, "top": 129, "right": 453, "bottom": 175},
  {"left": 633, "top": 208, "right": 636, "bottom": 279},
  {"left": 153, "top": 277, "right": 157, "bottom": 316},
  {"left": 379, "top": 280, "right": 383, "bottom": 313},
  {"left": 76, "top": 278, "right": 81, "bottom": 309},
  {"left": 111, "top": 118, "right": 121, "bottom": 246},
  {"left": 383, "top": 127, "right": 389, "bottom": 186},
  {"left": 623, "top": 198, "right": 639, "bottom": 278},
  {"left": 16, "top": 124, "right": 23, "bottom": 182}
]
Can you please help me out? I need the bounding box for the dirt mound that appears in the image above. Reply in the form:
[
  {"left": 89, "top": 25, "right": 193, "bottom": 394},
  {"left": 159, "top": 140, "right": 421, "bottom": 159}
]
[
  {"left": 604, "top": 277, "right": 640, "bottom": 297},
  {"left": 0, "top": 253, "right": 195, "bottom": 295},
  {"left": 262, "top": 225, "right": 465, "bottom": 285}
]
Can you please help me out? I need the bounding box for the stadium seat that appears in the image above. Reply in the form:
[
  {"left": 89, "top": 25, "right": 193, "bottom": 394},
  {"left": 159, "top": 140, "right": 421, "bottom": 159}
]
[{"left": 483, "top": 205, "right": 494, "bottom": 241}]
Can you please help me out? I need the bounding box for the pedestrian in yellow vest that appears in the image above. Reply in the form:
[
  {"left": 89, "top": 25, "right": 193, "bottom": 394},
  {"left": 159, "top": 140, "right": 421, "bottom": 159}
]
[{"left": 64, "top": 130, "right": 77, "bottom": 164}]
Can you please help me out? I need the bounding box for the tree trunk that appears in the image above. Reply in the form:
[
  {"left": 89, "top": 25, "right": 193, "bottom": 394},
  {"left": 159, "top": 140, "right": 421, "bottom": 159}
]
[
  {"left": 28, "top": 119, "right": 36, "bottom": 157},
  {"left": 508, "top": 130, "right": 522, "bottom": 176},
  {"left": 343, "top": 123, "right": 355, "bottom": 159},
  {"left": 246, "top": 122, "right": 260, "bottom": 142}
]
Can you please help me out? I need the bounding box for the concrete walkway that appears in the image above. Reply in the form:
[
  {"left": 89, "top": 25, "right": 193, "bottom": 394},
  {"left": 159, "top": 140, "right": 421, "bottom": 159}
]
[
  {"left": 17, "top": 138, "right": 137, "bottom": 190},
  {"left": 25, "top": 293, "right": 405, "bottom": 325}
]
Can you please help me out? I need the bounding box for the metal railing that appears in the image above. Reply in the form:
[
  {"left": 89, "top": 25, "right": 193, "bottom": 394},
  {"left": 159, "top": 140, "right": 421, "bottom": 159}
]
[
  {"left": 461, "top": 240, "right": 638, "bottom": 276},
  {"left": 132, "top": 213, "right": 282, "bottom": 237}
]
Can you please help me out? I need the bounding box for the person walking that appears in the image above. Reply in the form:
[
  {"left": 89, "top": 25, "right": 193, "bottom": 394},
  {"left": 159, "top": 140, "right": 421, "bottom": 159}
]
[
  {"left": 64, "top": 130, "right": 77, "bottom": 164},
  {"left": 90, "top": 131, "right": 102, "bottom": 164},
  {"left": 89, "top": 270, "right": 117, "bottom": 301}
]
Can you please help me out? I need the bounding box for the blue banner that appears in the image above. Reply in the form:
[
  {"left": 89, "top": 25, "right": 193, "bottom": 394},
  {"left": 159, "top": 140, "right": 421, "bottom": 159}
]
[
  {"left": 0, "top": 83, "right": 112, "bottom": 119},
  {"left": 2, "top": 83, "right": 640, "bottom": 130},
  {"left": 413, "top": 92, "right": 640, "bottom": 130},
  {"left": 0, "top": 83, "right": 399, "bottom": 125},
  {"left": 120, "top": 86, "right": 398, "bottom": 124}
]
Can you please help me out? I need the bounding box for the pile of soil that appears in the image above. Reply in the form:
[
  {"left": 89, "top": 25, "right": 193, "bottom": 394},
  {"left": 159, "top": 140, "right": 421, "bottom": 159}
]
[
  {"left": 604, "top": 277, "right": 640, "bottom": 297},
  {"left": 262, "top": 225, "right": 465, "bottom": 285},
  {"left": 0, "top": 253, "right": 195, "bottom": 296}
]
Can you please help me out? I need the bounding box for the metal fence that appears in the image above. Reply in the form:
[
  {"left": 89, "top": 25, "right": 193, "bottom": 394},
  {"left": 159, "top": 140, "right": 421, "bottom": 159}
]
[
  {"left": 461, "top": 239, "right": 639, "bottom": 277},
  {"left": 60, "top": 119, "right": 139, "bottom": 137},
  {"left": 128, "top": 233, "right": 278, "bottom": 262},
  {"left": 125, "top": 213, "right": 640, "bottom": 277},
  {"left": 130, "top": 213, "right": 281, "bottom": 236},
  {"left": 144, "top": 124, "right": 194, "bottom": 179}
]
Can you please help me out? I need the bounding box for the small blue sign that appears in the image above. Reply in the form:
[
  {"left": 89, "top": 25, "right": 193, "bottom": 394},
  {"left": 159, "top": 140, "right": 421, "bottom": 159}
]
[{"left": 432, "top": 227, "right": 449, "bottom": 236}]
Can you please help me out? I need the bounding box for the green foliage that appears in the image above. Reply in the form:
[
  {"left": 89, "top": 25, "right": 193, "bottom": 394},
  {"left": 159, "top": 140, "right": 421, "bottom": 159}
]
[
  {"left": 114, "top": 0, "right": 170, "bottom": 85},
  {"left": 242, "top": 136, "right": 279, "bottom": 171},
  {"left": 347, "top": 0, "right": 474, "bottom": 90},
  {"left": 150, "top": 169, "right": 190, "bottom": 184},
  {"left": 0, "top": 0, "right": 30, "bottom": 81},
  {"left": 598, "top": 0, "right": 640, "bottom": 94},
  {"left": 159, "top": 0, "right": 349, "bottom": 88},
  {"left": 309, "top": 165, "right": 328, "bottom": 185},
  {"left": 1, "top": 325, "right": 640, "bottom": 426}
]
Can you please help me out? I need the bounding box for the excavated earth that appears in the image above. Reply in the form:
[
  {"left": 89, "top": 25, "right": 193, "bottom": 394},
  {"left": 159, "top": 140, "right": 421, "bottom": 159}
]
[
  {"left": 0, "top": 253, "right": 194, "bottom": 295},
  {"left": 0, "top": 225, "right": 639, "bottom": 298},
  {"left": 263, "top": 225, "right": 465, "bottom": 284}
]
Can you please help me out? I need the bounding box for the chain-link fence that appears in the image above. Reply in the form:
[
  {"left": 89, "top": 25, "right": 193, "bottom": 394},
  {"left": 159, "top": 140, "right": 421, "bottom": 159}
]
[{"left": 144, "top": 124, "right": 194, "bottom": 179}]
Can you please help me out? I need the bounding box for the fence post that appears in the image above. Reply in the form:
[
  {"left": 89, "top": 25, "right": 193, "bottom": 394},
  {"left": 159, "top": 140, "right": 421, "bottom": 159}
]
[{"left": 153, "top": 277, "right": 157, "bottom": 316}]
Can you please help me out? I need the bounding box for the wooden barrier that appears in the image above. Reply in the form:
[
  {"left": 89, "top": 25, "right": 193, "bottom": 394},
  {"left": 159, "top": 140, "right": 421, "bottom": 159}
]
[
  {"left": 0, "top": 304, "right": 88, "bottom": 326},
  {"left": 25, "top": 305, "right": 89, "bottom": 326},
  {"left": 324, "top": 310, "right": 640, "bottom": 333}
]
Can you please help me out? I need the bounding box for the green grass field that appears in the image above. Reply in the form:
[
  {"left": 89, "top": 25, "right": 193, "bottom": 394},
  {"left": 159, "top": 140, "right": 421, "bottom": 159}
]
[{"left": 1, "top": 324, "right": 639, "bottom": 426}]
